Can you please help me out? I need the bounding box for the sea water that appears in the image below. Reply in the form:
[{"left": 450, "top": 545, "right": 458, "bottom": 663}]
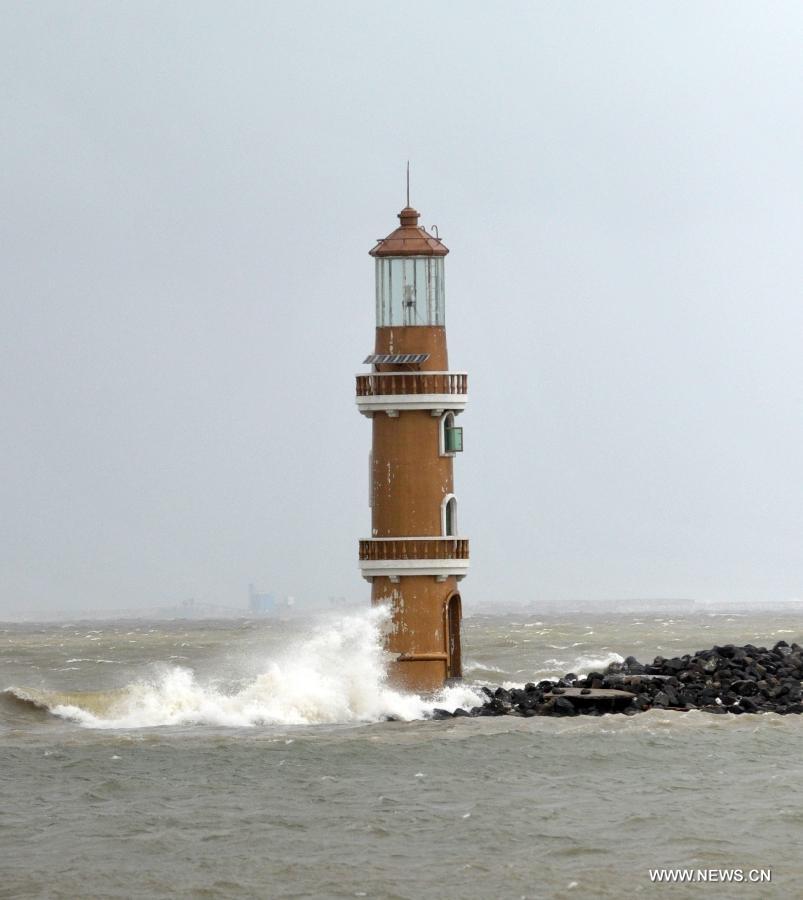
[{"left": 2, "top": 609, "right": 803, "bottom": 898}]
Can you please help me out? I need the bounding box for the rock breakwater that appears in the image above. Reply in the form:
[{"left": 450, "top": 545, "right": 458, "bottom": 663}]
[{"left": 432, "top": 640, "right": 803, "bottom": 719}]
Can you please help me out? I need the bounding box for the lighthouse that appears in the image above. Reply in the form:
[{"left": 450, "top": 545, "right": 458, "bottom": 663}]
[{"left": 356, "top": 194, "right": 469, "bottom": 693}]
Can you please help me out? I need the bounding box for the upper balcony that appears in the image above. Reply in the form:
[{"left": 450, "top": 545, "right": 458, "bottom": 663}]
[{"left": 355, "top": 371, "right": 468, "bottom": 417}]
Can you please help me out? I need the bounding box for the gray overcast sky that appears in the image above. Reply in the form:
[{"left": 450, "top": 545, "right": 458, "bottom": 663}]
[{"left": 1, "top": 1, "right": 801, "bottom": 616}]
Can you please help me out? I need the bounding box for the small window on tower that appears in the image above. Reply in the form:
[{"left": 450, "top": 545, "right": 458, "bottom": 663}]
[
  {"left": 439, "top": 411, "right": 463, "bottom": 456},
  {"left": 443, "top": 495, "right": 458, "bottom": 536},
  {"left": 445, "top": 426, "right": 463, "bottom": 453}
]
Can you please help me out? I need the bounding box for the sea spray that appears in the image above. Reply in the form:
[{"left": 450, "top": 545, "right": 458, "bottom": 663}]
[
  {"left": 25, "top": 607, "right": 483, "bottom": 729},
  {"left": 487, "top": 652, "right": 627, "bottom": 690}
]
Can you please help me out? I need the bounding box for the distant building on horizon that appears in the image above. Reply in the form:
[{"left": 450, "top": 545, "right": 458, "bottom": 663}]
[{"left": 248, "top": 584, "right": 296, "bottom": 615}]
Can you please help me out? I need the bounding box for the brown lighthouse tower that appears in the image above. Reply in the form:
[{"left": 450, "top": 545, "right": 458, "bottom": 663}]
[{"left": 356, "top": 195, "right": 468, "bottom": 693}]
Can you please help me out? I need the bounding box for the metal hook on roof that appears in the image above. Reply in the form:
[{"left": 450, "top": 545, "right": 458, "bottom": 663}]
[{"left": 431, "top": 225, "right": 439, "bottom": 239}]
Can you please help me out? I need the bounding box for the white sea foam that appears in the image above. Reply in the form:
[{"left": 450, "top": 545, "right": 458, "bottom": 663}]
[
  {"left": 527, "top": 651, "right": 626, "bottom": 681},
  {"left": 571, "top": 652, "right": 625, "bottom": 673},
  {"left": 48, "top": 608, "right": 484, "bottom": 729},
  {"left": 463, "top": 658, "right": 504, "bottom": 674},
  {"left": 65, "top": 658, "right": 123, "bottom": 664}
]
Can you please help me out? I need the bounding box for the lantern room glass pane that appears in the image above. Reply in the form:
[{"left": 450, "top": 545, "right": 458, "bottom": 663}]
[{"left": 375, "top": 257, "right": 445, "bottom": 327}]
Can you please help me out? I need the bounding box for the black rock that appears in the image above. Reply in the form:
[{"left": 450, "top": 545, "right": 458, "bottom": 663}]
[
  {"left": 662, "top": 686, "right": 680, "bottom": 707},
  {"left": 731, "top": 680, "right": 758, "bottom": 697},
  {"left": 553, "top": 697, "right": 576, "bottom": 716},
  {"left": 432, "top": 636, "right": 803, "bottom": 722}
]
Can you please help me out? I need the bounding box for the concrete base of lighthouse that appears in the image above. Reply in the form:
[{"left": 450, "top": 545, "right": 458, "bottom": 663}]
[{"left": 371, "top": 575, "right": 462, "bottom": 694}]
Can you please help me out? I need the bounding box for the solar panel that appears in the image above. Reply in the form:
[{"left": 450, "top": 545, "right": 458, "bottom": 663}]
[{"left": 363, "top": 353, "right": 430, "bottom": 365}]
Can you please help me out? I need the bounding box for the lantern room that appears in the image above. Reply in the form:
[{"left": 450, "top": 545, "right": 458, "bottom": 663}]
[{"left": 369, "top": 205, "right": 449, "bottom": 328}]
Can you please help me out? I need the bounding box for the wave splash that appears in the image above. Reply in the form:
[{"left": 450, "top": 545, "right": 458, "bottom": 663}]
[
  {"left": 531, "top": 652, "right": 625, "bottom": 678},
  {"left": 4, "top": 608, "right": 483, "bottom": 729}
]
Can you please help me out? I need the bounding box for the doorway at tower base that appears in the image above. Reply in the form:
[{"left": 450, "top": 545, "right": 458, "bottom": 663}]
[{"left": 371, "top": 575, "right": 462, "bottom": 694}]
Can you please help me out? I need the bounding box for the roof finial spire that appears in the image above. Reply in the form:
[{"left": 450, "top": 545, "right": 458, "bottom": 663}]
[{"left": 406, "top": 160, "right": 410, "bottom": 207}]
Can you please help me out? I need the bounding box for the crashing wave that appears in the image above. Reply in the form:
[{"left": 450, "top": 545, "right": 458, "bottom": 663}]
[{"left": 3, "top": 608, "right": 483, "bottom": 729}]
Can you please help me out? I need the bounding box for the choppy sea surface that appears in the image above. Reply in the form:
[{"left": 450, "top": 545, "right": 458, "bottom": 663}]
[{"left": 3, "top": 608, "right": 803, "bottom": 899}]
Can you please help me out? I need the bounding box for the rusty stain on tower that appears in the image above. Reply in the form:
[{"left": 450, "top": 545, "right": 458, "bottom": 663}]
[{"left": 356, "top": 196, "right": 468, "bottom": 693}]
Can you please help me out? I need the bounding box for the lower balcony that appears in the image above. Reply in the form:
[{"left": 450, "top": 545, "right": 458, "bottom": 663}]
[{"left": 358, "top": 536, "right": 470, "bottom": 582}]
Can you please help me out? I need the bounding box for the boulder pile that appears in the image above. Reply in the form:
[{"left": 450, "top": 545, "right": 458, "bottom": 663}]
[{"left": 432, "top": 640, "right": 803, "bottom": 719}]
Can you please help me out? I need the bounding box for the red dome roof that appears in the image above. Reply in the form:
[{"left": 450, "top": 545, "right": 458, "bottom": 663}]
[{"left": 369, "top": 207, "right": 449, "bottom": 258}]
